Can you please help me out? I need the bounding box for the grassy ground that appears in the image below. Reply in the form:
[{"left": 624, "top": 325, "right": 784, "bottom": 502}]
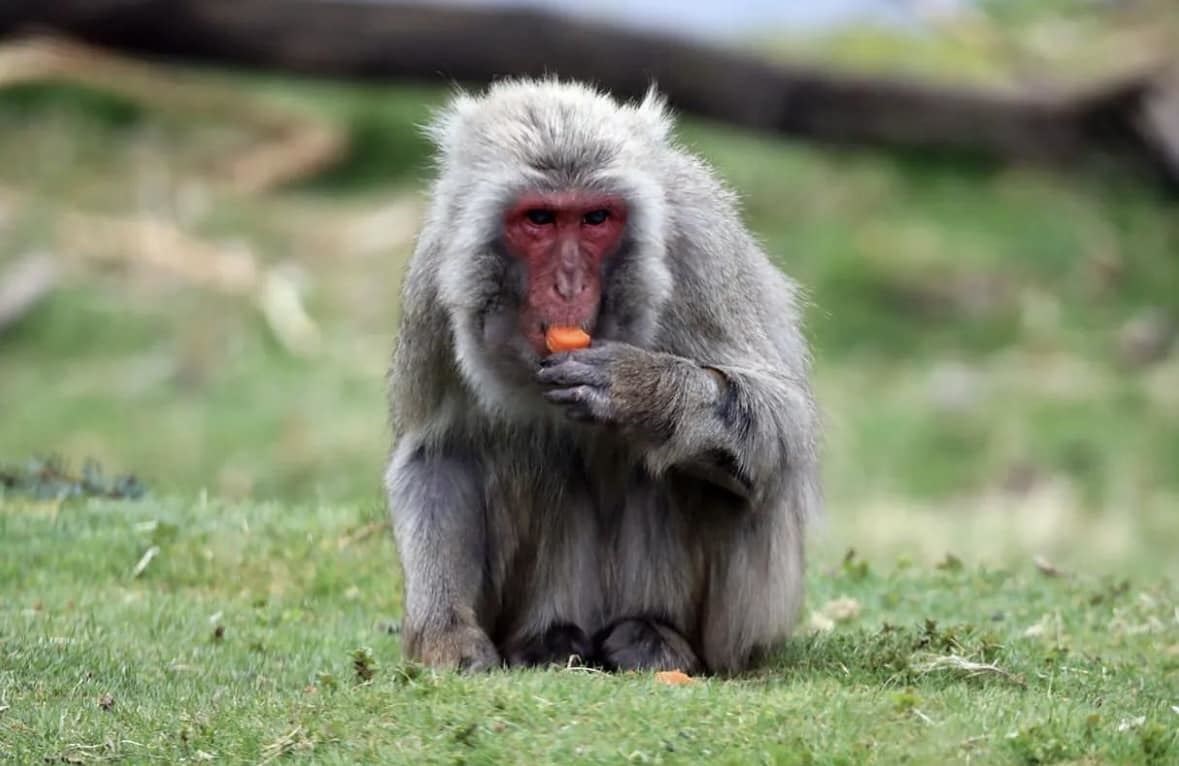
[
  {"left": 1, "top": 11, "right": 1178, "bottom": 762},
  {"left": 2, "top": 494, "right": 1176, "bottom": 764}
]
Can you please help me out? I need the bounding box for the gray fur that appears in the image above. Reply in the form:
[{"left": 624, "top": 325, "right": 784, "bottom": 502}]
[{"left": 385, "top": 78, "right": 821, "bottom": 675}]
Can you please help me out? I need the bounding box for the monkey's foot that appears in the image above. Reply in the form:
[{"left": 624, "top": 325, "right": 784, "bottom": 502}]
[
  {"left": 593, "top": 618, "right": 703, "bottom": 674},
  {"left": 410, "top": 622, "right": 501, "bottom": 672},
  {"left": 503, "top": 622, "right": 594, "bottom": 668}
]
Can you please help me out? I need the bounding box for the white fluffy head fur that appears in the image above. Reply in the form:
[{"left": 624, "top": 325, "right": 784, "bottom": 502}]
[{"left": 420, "top": 78, "right": 677, "bottom": 419}]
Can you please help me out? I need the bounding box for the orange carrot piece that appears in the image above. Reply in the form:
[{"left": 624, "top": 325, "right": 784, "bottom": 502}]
[
  {"left": 545, "top": 325, "right": 591, "bottom": 353},
  {"left": 654, "top": 670, "right": 695, "bottom": 686}
]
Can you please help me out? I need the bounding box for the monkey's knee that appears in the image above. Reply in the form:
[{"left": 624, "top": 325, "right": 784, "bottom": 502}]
[
  {"left": 593, "top": 618, "right": 703, "bottom": 674},
  {"left": 405, "top": 621, "right": 501, "bottom": 673},
  {"left": 503, "top": 622, "right": 594, "bottom": 669}
]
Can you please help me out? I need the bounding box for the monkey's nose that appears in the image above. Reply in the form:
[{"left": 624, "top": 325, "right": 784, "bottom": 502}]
[{"left": 553, "top": 266, "right": 587, "bottom": 300}]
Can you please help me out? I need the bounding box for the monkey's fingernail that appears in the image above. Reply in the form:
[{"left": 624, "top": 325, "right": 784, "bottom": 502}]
[{"left": 543, "top": 386, "right": 591, "bottom": 405}]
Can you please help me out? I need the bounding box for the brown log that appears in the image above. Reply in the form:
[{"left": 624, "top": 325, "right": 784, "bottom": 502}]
[{"left": 1, "top": 0, "right": 1175, "bottom": 185}]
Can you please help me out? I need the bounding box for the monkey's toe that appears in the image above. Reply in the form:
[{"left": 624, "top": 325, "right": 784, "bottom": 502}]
[
  {"left": 457, "top": 644, "right": 502, "bottom": 673},
  {"left": 503, "top": 622, "right": 594, "bottom": 668},
  {"left": 593, "top": 618, "right": 703, "bottom": 674}
]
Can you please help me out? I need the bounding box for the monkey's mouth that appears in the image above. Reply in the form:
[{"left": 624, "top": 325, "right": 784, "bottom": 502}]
[{"left": 537, "top": 319, "right": 595, "bottom": 336}]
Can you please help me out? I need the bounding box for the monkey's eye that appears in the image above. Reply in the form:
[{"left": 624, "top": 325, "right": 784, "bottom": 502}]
[
  {"left": 582, "top": 209, "right": 610, "bottom": 226},
  {"left": 525, "top": 209, "right": 555, "bottom": 225}
]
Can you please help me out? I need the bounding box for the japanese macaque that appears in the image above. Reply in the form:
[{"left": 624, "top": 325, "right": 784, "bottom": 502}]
[{"left": 385, "top": 79, "right": 820, "bottom": 675}]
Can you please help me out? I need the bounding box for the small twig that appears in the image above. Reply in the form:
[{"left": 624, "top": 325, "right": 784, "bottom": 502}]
[
  {"left": 258, "top": 725, "right": 306, "bottom": 766},
  {"left": 560, "top": 666, "right": 607, "bottom": 674},
  {"left": 131, "top": 546, "right": 160, "bottom": 578},
  {"left": 561, "top": 656, "right": 606, "bottom": 674},
  {"left": 911, "top": 652, "right": 1026, "bottom": 687}
]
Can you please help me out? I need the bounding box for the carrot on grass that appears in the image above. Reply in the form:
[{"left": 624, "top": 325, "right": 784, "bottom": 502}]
[{"left": 654, "top": 670, "right": 695, "bottom": 686}]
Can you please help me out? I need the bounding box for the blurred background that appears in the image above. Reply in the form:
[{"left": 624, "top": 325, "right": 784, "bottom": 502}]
[{"left": 1, "top": 0, "right": 1177, "bottom": 577}]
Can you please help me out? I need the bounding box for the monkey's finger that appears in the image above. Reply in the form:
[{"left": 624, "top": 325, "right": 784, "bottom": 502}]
[
  {"left": 538, "top": 351, "right": 573, "bottom": 367},
  {"left": 537, "top": 361, "right": 608, "bottom": 388},
  {"left": 545, "top": 386, "right": 614, "bottom": 423},
  {"left": 542, "top": 385, "right": 597, "bottom": 405}
]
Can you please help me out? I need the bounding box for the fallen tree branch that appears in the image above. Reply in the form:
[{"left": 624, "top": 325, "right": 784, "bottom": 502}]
[
  {"left": 1, "top": 0, "right": 1177, "bottom": 187},
  {"left": 0, "top": 35, "right": 346, "bottom": 193}
]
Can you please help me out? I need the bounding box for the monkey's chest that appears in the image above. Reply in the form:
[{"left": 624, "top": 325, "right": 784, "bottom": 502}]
[{"left": 481, "top": 443, "right": 710, "bottom": 631}]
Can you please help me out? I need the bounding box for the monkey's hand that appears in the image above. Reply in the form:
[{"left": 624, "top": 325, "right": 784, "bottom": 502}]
[{"left": 537, "top": 340, "right": 719, "bottom": 436}]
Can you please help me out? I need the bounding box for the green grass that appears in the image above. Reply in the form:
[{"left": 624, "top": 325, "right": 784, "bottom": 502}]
[{"left": 2, "top": 495, "right": 1176, "bottom": 764}]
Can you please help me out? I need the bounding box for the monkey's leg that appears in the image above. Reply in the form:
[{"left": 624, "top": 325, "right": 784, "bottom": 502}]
[
  {"left": 698, "top": 522, "right": 806, "bottom": 675},
  {"left": 502, "top": 623, "right": 595, "bottom": 669},
  {"left": 385, "top": 443, "right": 500, "bottom": 671},
  {"left": 592, "top": 618, "right": 703, "bottom": 674}
]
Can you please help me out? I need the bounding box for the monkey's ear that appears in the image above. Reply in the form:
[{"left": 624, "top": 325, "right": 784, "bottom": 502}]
[{"left": 631, "top": 84, "right": 673, "bottom": 143}]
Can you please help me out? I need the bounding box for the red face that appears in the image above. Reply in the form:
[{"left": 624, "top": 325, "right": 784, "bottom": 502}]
[{"left": 503, "top": 191, "right": 628, "bottom": 356}]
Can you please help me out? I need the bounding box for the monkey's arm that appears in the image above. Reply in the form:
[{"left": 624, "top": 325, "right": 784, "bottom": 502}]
[
  {"left": 384, "top": 439, "right": 500, "bottom": 670},
  {"left": 538, "top": 341, "right": 818, "bottom": 504}
]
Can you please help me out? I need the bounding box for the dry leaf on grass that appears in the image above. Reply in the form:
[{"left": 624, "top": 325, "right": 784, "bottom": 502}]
[
  {"left": 1033, "top": 555, "right": 1066, "bottom": 577},
  {"left": 1117, "top": 715, "right": 1147, "bottom": 732},
  {"left": 808, "top": 596, "right": 862, "bottom": 633}
]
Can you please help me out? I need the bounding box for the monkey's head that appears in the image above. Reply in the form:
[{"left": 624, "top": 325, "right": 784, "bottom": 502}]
[{"left": 422, "top": 79, "right": 676, "bottom": 416}]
